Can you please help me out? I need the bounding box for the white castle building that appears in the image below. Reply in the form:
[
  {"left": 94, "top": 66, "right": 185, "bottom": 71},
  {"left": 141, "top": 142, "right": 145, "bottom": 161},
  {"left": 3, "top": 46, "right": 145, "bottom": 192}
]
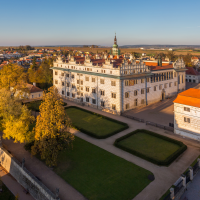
[{"left": 51, "top": 35, "right": 187, "bottom": 115}]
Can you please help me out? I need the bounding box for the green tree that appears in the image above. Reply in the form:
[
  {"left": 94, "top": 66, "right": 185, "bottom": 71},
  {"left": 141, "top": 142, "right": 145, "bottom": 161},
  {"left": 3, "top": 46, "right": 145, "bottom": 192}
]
[
  {"left": 167, "top": 51, "right": 177, "bottom": 62},
  {"left": 183, "top": 53, "right": 194, "bottom": 67},
  {"left": 31, "top": 86, "right": 74, "bottom": 166}
]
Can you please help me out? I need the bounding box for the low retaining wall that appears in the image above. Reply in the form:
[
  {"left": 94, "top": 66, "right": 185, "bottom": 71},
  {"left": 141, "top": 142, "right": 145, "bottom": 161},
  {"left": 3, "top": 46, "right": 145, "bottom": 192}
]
[{"left": 0, "top": 147, "right": 59, "bottom": 200}]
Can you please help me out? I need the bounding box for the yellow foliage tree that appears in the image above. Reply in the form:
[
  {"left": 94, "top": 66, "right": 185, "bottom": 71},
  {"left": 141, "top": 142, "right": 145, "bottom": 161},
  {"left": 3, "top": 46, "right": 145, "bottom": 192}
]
[
  {"left": 0, "top": 64, "right": 28, "bottom": 91},
  {"left": 0, "top": 89, "right": 35, "bottom": 143},
  {"left": 31, "top": 86, "right": 74, "bottom": 166}
]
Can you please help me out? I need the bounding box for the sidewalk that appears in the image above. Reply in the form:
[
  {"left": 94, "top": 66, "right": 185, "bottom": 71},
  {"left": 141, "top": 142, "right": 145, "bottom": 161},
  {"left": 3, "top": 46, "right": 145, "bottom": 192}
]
[{"left": 0, "top": 166, "right": 34, "bottom": 200}]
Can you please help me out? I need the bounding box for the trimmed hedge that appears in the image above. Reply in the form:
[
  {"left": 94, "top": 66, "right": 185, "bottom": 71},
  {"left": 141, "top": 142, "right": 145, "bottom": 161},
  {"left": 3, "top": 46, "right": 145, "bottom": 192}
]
[
  {"left": 65, "top": 106, "right": 129, "bottom": 139},
  {"left": 114, "top": 129, "right": 187, "bottom": 166}
]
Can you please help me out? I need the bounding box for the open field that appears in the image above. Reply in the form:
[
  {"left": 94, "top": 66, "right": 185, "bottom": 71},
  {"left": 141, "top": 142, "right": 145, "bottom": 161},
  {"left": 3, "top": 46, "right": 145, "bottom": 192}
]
[
  {"left": 114, "top": 129, "right": 187, "bottom": 166},
  {"left": 55, "top": 136, "right": 153, "bottom": 200},
  {"left": 1, "top": 46, "right": 200, "bottom": 56},
  {"left": 65, "top": 106, "right": 128, "bottom": 138}
]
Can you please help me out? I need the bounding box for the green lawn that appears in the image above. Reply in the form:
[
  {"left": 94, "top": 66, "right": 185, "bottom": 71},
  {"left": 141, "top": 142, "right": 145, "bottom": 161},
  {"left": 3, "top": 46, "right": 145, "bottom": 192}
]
[
  {"left": 115, "top": 129, "right": 187, "bottom": 166},
  {"left": 65, "top": 107, "right": 128, "bottom": 138},
  {"left": 0, "top": 183, "right": 15, "bottom": 200},
  {"left": 55, "top": 136, "right": 152, "bottom": 200}
]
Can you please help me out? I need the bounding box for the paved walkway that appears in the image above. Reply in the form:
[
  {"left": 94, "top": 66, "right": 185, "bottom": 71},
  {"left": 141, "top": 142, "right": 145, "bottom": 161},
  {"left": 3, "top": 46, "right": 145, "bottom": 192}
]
[
  {"left": 0, "top": 166, "right": 34, "bottom": 200},
  {"left": 2, "top": 99, "right": 200, "bottom": 200}
]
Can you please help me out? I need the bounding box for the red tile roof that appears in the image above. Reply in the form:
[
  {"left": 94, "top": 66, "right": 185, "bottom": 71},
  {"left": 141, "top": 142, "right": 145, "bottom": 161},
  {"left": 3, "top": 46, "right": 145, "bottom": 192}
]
[
  {"left": 148, "top": 64, "right": 173, "bottom": 71},
  {"left": 26, "top": 84, "right": 43, "bottom": 93},
  {"left": 186, "top": 67, "right": 200, "bottom": 75},
  {"left": 173, "top": 88, "right": 200, "bottom": 108}
]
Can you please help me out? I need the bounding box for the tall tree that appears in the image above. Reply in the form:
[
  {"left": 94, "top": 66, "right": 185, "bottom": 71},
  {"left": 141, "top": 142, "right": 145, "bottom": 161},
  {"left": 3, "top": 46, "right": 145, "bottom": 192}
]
[
  {"left": 31, "top": 86, "right": 74, "bottom": 166},
  {"left": 0, "top": 89, "right": 35, "bottom": 143}
]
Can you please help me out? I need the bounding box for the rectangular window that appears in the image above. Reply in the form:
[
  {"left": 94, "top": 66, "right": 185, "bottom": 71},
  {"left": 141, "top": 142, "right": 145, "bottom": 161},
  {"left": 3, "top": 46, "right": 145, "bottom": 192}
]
[
  {"left": 61, "top": 72, "right": 64, "bottom": 76},
  {"left": 141, "top": 89, "right": 145, "bottom": 94},
  {"left": 154, "top": 86, "right": 157, "bottom": 91},
  {"left": 77, "top": 80, "right": 79, "bottom": 84},
  {"left": 81, "top": 93, "right": 83, "bottom": 96},
  {"left": 134, "top": 80, "right": 138, "bottom": 84},
  {"left": 101, "top": 90, "right": 105, "bottom": 96},
  {"left": 111, "top": 81, "right": 116, "bottom": 86},
  {"left": 125, "top": 92, "right": 129, "bottom": 98},
  {"left": 141, "top": 99, "right": 145, "bottom": 104},
  {"left": 184, "top": 117, "right": 190, "bottom": 123},
  {"left": 71, "top": 74, "right": 74, "bottom": 79},
  {"left": 100, "top": 79, "right": 105, "bottom": 84},
  {"left": 92, "top": 88, "right": 96, "bottom": 93},
  {"left": 141, "top": 79, "right": 145, "bottom": 83},
  {"left": 159, "top": 85, "right": 162, "bottom": 90},
  {"left": 111, "top": 93, "right": 116, "bottom": 98},
  {"left": 85, "top": 77, "right": 89, "bottom": 81},
  {"left": 66, "top": 73, "right": 69, "bottom": 77},
  {"left": 125, "top": 80, "right": 129, "bottom": 86},
  {"left": 62, "top": 90, "right": 64, "bottom": 95},
  {"left": 101, "top": 101, "right": 105, "bottom": 107},
  {"left": 66, "top": 83, "right": 69, "bottom": 87},
  {"left": 174, "top": 72, "right": 177, "bottom": 77},
  {"left": 72, "top": 93, "right": 75, "bottom": 98},
  {"left": 55, "top": 80, "right": 58, "bottom": 84},
  {"left": 86, "top": 87, "right": 89, "bottom": 92},
  {"left": 92, "top": 99, "right": 96, "bottom": 104},
  {"left": 86, "top": 97, "right": 89, "bottom": 102},
  {"left": 112, "top": 104, "right": 116, "bottom": 110},
  {"left": 92, "top": 78, "right": 95, "bottom": 82},
  {"left": 184, "top": 107, "right": 190, "bottom": 112},
  {"left": 164, "top": 83, "right": 167, "bottom": 88},
  {"left": 134, "top": 90, "right": 138, "bottom": 96},
  {"left": 67, "top": 92, "right": 70, "bottom": 96},
  {"left": 62, "top": 82, "right": 64, "bottom": 86},
  {"left": 174, "top": 82, "right": 177, "bottom": 86},
  {"left": 147, "top": 88, "right": 150, "bottom": 93},
  {"left": 146, "top": 77, "right": 150, "bottom": 82},
  {"left": 81, "top": 87, "right": 83, "bottom": 90},
  {"left": 72, "top": 84, "right": 75, "bottom": 88},
  {"left": 55, "top": 71, "right": 58, "bottom": 75},
  {"left": 125, "top": 103, "right": 130, "bottom": 110},
  {"left": 77, "top": 91, "right": 80, "bottom": 95},
  {"left": 80, "top": 80, "right": 83, "bottom": 85},
  {"left": 169, "top": 83, "right": 172, "bottom": 87}
]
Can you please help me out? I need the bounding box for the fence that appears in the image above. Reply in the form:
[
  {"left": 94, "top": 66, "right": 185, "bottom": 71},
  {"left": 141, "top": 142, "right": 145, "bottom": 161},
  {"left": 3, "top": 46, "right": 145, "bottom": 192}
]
[
  {"left": 146, "top": 121, "right": 174, "bottom": 132},
  {"left": 164, "top": 159, "right": 200, "bottom": 200},
  {"left": 122, "top": 114, "right": 145, "bottom": 123}
]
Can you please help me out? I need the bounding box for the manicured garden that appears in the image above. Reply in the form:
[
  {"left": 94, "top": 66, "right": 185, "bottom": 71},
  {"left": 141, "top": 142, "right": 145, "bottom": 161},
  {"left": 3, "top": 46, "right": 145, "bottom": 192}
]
[
  {"left": 114, "top": 129, "right": 187, "bottom": 166},
  {"left": 0, "top": 183, "right": 15, "bottom": 200},
  {"left": 65, "top": 106, "right": 128, "bottom": 138},
  {"left": 55, "top": 136, "right": 153, "bottom": 200}
]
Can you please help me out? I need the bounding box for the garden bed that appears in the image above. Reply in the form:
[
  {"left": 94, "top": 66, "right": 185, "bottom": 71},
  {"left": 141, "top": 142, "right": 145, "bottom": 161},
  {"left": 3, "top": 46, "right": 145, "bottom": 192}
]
[
  {"left": 65, "top": 106, "right": 128, "bottom": 138},
  {"left": 114, "top": 129, "right": 187, "bottom": 166}
]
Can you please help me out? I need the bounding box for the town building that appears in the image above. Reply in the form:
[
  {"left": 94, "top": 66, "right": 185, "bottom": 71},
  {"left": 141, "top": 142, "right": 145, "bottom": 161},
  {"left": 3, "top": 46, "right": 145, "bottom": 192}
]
[
  {"left": 185, "top": 67, "right": 200, "bottom": 83},
  {"left": 51, "top": 35, "right": 186, "bottom": 115},
  {"left": 174, "top": 88, "right": 200, "bottom": 141}
]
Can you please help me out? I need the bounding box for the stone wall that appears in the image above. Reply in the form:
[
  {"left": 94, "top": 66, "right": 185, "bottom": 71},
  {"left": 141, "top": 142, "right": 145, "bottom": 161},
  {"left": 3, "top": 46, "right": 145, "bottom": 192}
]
[{"left": 0, "top": 147, "right": 59, "bottom": 200}]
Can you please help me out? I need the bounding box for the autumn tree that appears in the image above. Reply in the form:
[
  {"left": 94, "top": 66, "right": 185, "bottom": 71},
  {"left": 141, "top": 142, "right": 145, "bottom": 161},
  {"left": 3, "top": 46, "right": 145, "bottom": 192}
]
[
  {"left": 0, "top": 64, "right": 28, "bottom": 91},
  {"left": 31, "top": 86, "right": 74, "bottom": 166},
  {"left": 167, "top": 51, "right": 177, "bottom": 62},
  {"left": 183, "top": 53, "right": 194, "bottom": 67},
  {"left": 0, "top": 89, "right": 35, "bottom": 143}
]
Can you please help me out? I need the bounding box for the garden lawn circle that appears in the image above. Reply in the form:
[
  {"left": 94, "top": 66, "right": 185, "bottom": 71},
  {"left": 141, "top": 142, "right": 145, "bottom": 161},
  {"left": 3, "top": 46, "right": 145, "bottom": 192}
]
[
  {"left": 65, "top": 106, "right": 128, "bottom": 138},
  {"left": 114, "top": 129, "right": 187, "bottom": 166},
  {"left": 55, "top": 136, "right": 153, "bottom": 200}
]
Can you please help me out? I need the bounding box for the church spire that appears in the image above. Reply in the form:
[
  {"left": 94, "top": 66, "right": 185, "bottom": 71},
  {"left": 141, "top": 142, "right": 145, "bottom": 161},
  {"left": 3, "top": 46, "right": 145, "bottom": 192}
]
[{"left": 114, "top": 32, "right": 117, "bottom": 45}]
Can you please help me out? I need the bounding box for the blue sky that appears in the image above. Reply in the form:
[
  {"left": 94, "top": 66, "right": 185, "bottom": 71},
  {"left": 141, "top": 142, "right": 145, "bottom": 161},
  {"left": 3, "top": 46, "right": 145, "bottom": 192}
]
[{"left": 1, "top": 0, "right": 200, "bottom": 46}]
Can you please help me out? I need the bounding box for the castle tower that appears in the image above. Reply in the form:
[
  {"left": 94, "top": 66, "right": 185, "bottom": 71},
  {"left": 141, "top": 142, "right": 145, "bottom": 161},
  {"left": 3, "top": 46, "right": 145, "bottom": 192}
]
[{"left": 111, "top": 33, "right": 120, "bottom": 56}]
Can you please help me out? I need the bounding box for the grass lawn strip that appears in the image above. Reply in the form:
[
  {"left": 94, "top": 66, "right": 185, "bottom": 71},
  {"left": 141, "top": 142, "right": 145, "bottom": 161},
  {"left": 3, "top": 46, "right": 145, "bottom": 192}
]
[
  {"left": 118, "top": 132, "right": 180, "bottom": 161},
  {"left": 0, "top": 183, "right": 15, "bottom": 200},
  {"left": 65, "top": 106, "right": 128, "bottom": 138},
  {"left": 115, "top": 129, "right": 187, "bottom": 166},
  {"left": 55, "top": 136, "right": 152, "bottom": 200}
]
